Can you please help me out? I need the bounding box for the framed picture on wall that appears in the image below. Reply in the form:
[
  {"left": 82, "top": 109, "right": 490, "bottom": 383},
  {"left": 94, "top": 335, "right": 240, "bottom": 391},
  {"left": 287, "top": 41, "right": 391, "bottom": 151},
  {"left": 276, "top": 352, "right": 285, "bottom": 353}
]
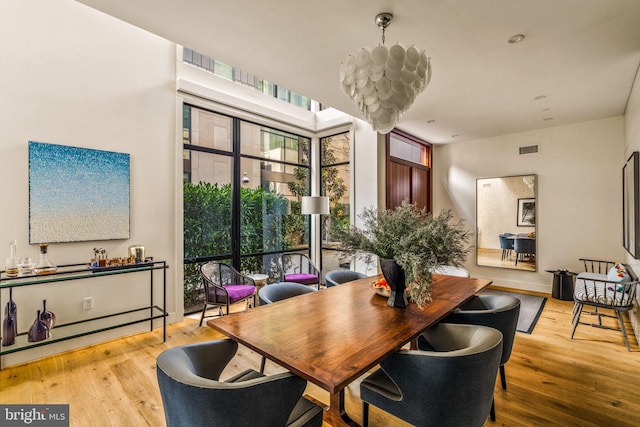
[
  {"left": 623, "top": 151, "right": 640, "bottom": 258},
  {"left": 517, "top": 198, "right": 535, "bottom": 226},
  {"left": 29, "top": 141, "right": 130, "bottom": 243}
]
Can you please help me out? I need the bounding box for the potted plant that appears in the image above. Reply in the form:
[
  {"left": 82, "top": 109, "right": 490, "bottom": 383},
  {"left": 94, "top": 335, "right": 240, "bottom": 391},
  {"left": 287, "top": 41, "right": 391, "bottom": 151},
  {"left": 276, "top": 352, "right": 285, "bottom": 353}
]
[{"left": 337, "top": 202, "right": 471, "bottom": 308}]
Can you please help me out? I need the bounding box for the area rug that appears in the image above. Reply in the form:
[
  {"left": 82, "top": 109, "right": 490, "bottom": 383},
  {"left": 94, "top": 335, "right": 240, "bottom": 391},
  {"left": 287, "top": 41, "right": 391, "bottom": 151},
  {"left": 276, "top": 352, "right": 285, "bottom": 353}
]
[{"left": 479, "top": 289, "right": 547, "bottom": 334}]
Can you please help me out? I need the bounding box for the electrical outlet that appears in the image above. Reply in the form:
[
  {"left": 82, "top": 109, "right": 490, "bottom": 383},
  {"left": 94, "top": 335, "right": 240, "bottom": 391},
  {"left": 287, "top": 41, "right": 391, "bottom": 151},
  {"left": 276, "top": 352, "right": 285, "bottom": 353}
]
[{"left": 83, "top": 297, "right": 93, "bottom": 310}]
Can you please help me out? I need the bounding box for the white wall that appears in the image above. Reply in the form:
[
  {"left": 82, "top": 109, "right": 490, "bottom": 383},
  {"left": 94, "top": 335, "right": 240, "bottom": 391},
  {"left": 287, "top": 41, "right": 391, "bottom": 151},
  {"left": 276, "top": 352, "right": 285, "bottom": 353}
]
[
  {"left": 0, "top": 0, "right": 177, "bottom": 366},
  {"left": 433, "top": 117, "right": 625, "bottom": 293},
  {"left": 624, "top": 70, "right": 640, "bottom": 271}
]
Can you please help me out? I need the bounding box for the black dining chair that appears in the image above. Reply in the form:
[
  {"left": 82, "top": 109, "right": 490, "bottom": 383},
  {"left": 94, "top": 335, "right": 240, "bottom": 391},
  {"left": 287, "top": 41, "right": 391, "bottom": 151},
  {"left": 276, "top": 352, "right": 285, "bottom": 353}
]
[
  {"left": 514, "top": 237, "right": 535, "bottom": 265},
  {"left": 433, "top": 293, "right": 520, "bottom": 421},
  {"left": 361, "top": 323, "right": 503, "bottom": 427},
  {"left": 156, "top": 339, "right": 323, "bottom": 427}
]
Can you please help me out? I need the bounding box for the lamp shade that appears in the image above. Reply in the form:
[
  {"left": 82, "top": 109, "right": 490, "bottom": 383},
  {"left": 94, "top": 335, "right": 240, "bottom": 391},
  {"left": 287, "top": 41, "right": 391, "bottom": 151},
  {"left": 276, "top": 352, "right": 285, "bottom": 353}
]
[{"left": 301, "top": 196, "right": 329, "bottom": 215}]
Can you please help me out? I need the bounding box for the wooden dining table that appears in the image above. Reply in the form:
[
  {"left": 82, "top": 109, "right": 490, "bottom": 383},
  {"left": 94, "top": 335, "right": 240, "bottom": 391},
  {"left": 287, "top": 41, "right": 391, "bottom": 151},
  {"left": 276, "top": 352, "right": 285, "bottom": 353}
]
[{"left": 208, "top": 273, "right": 492, "bottom": 427}]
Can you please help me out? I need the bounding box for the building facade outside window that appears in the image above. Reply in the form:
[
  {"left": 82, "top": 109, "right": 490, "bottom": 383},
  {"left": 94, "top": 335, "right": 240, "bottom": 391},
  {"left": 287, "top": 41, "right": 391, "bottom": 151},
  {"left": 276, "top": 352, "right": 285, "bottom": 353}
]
[{"left": 183, "top": 48, "right": 311, "bottom": 110}]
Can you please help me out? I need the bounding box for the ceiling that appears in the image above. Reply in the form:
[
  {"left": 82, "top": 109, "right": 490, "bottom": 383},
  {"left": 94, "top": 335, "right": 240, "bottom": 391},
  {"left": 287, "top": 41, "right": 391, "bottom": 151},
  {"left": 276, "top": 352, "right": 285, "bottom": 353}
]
[{"left": 76, "top": 0, "right": 640, "bottom": 144}]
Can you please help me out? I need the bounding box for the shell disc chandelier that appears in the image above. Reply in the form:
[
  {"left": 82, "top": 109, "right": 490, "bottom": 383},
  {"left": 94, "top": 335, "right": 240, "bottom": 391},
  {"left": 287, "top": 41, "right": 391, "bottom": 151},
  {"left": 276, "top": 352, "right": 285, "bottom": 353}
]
[{"left": 339, "top": 13, "right": 432, "bottom": 134}]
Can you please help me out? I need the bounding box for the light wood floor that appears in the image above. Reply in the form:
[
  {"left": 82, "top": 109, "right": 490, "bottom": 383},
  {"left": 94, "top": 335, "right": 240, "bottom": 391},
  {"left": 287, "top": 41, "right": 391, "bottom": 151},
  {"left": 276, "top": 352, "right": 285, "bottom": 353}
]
[
  {"left": 1, "top": 288, "right": 639, "bottom": 427},
  {"left": 477, "top": 248, "right": 535, "bottom": 271}
]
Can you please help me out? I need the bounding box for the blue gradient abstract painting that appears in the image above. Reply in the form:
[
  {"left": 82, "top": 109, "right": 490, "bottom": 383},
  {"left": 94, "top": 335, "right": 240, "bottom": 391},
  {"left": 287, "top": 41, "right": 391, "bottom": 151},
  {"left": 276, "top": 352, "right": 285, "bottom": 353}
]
[{"left": 29, "top": 141, "right": 130, "bottom": 243}]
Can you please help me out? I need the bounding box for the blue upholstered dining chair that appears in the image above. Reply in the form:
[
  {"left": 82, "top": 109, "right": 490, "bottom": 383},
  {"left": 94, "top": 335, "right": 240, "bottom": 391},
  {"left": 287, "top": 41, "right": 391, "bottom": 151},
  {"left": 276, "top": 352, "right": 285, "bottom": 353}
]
[
  {"left": 361, "top": 323, "right": 503, "bottom": 427},
  {"left": 435, "top": 293, "right": 520, "bottom": 421},
  {"left": 498, "top": 233, "right": 515, "bottom": 260},
  {"left": 277, "top": 253, "right": 321, "bottom": 289},
  {"left": 156, "top": 339, "right": 323, "bottom": 427},
  {"left": 324, "top": 269, "right": 367, "bottom": 287},
  {"left": 198, "top": 262, "right": 257, "bottom": 326}
]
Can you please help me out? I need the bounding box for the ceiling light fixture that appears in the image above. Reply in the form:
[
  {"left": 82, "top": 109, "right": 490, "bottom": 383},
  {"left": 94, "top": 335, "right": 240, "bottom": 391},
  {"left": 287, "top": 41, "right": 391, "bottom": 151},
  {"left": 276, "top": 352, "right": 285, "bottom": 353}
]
[
  {"left": 339, "top": 12, "right": 432, "bottom": 134},
  {"left": 508, "top": 34, "right": 525, "bottom": 44}
]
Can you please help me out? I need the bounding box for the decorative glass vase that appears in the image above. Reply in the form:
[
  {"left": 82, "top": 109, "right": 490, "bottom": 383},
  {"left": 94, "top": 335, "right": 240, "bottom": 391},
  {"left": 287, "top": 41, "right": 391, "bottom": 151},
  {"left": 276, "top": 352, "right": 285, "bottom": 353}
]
[
  {"left": 34, "top": 244, "right": 57, "bottom": 275},
  {"left": 18, "top": 257, "right": 36, "bottom": 276},
  {"left": 2, "top": 287, "right": 18, "bottom": 346},
  {"left": 379, "top": 258, "right": 409, "bottom": 308},
  {"left": 28, "top": 310, "right": 49, "bottom": 342},
  {"left": 4, "top": 239, "right": 20, "bottom": 277},
  {"left": 2, "top": 307, "right": 16, "bottom": 346},
  {"left": 40, "top": 299, "right": 56, "bottom": 336}
]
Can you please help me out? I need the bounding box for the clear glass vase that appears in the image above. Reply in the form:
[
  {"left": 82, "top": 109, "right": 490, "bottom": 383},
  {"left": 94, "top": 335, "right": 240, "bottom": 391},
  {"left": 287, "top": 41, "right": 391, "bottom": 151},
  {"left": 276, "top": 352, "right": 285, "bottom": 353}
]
[
  {"left": 34, "top": 244, "right": 57, "bottom": 275},
  {"left": 4, "top": 239, "right": 19, "bottom": 277}
]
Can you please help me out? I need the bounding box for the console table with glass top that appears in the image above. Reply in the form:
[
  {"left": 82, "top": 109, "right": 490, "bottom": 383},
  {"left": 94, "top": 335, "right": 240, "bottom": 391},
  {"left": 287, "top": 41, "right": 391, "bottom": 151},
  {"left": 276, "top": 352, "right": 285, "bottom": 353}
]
[{"left": 0, "top": 261, "right": 168, "bottom": 367}]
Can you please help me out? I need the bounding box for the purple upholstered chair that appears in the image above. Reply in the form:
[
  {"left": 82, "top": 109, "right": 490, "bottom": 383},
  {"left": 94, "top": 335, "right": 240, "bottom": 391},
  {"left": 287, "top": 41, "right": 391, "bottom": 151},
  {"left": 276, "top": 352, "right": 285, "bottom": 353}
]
[
  {"left": 198, "top": 262, "right": 257, "bottom": 326},
  {"left": 277, "top": 253, "right": 320, "bottom": 290}
]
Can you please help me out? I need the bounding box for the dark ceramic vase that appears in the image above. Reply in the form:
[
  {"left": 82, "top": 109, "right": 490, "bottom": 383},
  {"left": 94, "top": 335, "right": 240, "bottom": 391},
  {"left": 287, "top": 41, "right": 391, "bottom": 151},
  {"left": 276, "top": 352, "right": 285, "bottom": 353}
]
[
  {"left": 2, "top": 288, "right": 17, "bottom": 346},
  {"left": 379, "top": 258, "right": 408, "bottom": 308},
  {"left": 28, "top": 310, "right": 49, "bottom": 342},
  {"left": 40, "top": 299, "right": 56, "bottom": 336}
]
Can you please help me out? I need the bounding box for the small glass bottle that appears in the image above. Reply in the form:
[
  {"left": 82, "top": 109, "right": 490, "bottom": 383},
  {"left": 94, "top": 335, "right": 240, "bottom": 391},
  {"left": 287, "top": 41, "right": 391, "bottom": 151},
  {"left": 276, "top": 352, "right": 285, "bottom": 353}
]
[
  {"left": 4, "top": 240, "right": 20, "bottom": 277},
  {"left": 34, "top": 244, "right": 57, "bottom": 275}
]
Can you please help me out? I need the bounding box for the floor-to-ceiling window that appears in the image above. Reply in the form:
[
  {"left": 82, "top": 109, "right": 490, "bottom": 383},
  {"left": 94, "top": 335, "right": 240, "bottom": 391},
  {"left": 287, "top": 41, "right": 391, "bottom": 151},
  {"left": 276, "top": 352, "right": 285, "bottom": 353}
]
[
  {"left": 182, "top": 104, "right": 310, "bottom": 311},
  {"left": 320, "top": 132, "right": 351, "bottom": 275}
]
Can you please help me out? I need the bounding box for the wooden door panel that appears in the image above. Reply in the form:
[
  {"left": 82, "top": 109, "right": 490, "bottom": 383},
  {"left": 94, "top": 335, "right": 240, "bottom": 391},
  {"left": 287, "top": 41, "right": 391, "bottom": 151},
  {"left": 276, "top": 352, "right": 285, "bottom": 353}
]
[
  {"left": 388, "top": 161, "right": 411, "bottom": 209},
  {"left": 411, "top": 167, "right": 429, "bottom": 210}
]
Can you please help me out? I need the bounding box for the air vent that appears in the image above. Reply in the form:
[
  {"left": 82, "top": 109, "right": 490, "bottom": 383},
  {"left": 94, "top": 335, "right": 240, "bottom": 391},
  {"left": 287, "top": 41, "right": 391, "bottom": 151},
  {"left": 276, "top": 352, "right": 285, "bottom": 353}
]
[{"left": 519, "top": 145, "right": 539, "bottom": 155}]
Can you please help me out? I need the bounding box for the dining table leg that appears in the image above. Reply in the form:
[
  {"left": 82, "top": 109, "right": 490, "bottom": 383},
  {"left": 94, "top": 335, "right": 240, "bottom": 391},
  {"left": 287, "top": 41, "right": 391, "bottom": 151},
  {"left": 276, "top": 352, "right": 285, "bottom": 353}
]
[{"left": 323, "top": 389, "right": 360, "bottom": 427}]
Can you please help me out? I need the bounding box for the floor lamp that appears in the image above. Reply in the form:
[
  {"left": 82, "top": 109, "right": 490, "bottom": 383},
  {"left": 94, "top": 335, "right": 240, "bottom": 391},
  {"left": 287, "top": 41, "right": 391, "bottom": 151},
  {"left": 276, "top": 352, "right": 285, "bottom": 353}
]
[{"left": 301, "top": 196, "right": 329, "bottom": 288}]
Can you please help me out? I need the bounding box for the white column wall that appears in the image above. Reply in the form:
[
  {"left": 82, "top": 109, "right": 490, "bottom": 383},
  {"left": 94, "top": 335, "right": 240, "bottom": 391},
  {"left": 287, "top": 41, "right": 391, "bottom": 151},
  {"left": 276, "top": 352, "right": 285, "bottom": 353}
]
[{"left": 0, "top": 0, "right": 177, "bottom": 366}]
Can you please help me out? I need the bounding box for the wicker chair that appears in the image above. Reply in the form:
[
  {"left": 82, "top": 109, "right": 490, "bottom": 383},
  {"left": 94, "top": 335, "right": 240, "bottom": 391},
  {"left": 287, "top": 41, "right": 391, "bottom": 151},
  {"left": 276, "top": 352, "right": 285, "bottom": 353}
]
[
  {"left": 571, "top": 258, "right": 638, "bottom": 351},
  {"left": 276, "top": 253, "right": 320, "bottom": 290},
  {"left": 198, "top": 262, "right": 257, "bottom": 326}
]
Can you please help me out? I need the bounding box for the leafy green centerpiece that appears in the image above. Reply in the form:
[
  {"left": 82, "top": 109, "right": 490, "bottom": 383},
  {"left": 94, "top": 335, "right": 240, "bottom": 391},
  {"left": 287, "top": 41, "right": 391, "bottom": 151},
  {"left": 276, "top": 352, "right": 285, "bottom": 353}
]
[{"left": 338, "top": 202, "right": 471, "bottom": 307}]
